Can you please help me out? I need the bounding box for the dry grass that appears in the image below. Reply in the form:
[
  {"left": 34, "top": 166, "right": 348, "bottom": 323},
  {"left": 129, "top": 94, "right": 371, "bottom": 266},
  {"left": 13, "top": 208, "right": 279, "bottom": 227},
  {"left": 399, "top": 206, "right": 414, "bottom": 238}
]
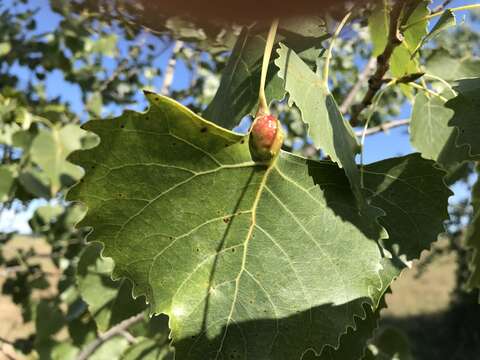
[
  {"left": 0, "top": 236, "right": 58, "bottom": 360},
  {"left": 384, "top": 240, "right": 457, "bottom": 318}
]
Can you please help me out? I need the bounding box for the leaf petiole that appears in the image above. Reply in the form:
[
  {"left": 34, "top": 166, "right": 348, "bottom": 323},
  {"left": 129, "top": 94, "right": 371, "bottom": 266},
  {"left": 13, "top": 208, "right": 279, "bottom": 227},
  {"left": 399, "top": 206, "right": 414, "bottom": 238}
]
[
  {"left": 322, "top": 12, "right": 351, "bottom": 90},
  {"left": 257, "top": 18, "right": 279, "bottom": 116},
  {"left": 407, "top": 82, "right": 449, "bottom": 102},
  {"left": 359, "top": 79, "right": 396, "bottom": 187},
  {"left": 423, "top": 73, "right": 457, "bottom": 97}
]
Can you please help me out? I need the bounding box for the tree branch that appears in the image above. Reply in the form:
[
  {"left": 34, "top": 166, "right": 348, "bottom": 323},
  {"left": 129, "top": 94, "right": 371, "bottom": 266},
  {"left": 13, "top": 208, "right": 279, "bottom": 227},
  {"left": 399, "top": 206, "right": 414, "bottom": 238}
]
[
  {"left": 339, "top": 57, "right": 376, "bottom": 114},
  {"left": 0, "top": 336, "right": 14, "bottom": 346},
  {"left": 350, "top": 0, "right": 409, "bottom": 125},
  {"left": 161, "top": 40, "right": 183, "bottom": 95},
  {"left": 76, "top": 313, "right": 144, "bottom": 360},
  {"left": 433, "top": 0, "right": 453, "bottom": 13},
  {"left": 355, "top": 118, "right": 410, "bottom": 137}
]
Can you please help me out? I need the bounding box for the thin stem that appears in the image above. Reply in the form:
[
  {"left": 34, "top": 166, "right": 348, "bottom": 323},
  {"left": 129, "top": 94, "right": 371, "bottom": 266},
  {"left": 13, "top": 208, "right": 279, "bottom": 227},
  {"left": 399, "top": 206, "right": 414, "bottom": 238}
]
[
  {"left": 420, "top": 77, "right": 430, "bottom": 96},
  {"left": 404, "top": 3, "right": 480, "bottom": 30},
  {"left": 322, "top": 12, "right": 352, "bottom": 90},
  {"left": 340, "top": 57, "right": 376, "bottom": 114},
  {"left": 350, "top": 0, "right": 406, "bottom": 124},
  {"left": 33, "top": 116, "right": 54, "bottom": 128},
  {"left": 354, "top": 118, "right": 410, "bottom": 136},
  {"left": 360, "top": 80, "right": 395, "bottom": 187},
  {"left": 76, "top": 313, "right": 144, "bottom": 360},
  {"left": 433, "top": 0, "right": 453, "bottom": 12},
  {"left": 257, "top": 19, "right": 279, "bottom": 116},
  {"left": 424, "top": 73, "right": 457, "bottom": 96},
  {"left": 425, "top": 3, "right": 480, "bottom": 19},
  {"left": 408, "top": 82, "right": 449, "bottom": 102}
]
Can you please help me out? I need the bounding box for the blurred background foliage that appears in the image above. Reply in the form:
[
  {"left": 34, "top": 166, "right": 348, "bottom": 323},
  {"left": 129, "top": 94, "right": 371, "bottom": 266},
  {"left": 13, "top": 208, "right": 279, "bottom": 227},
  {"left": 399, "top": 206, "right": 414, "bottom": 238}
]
[{"left": 0, "top": 0, "right": 479, "bottom": 359}]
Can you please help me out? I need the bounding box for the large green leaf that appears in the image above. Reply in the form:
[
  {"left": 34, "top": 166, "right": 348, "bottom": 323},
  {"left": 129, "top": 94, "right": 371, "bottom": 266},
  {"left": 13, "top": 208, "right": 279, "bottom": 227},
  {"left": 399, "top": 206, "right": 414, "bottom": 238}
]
[
  {"left": 77, "top": 243, "right": 147, "bottom": 332},
  {"left": 446, "top": 78, "right": 480, "bottom": 157},
  {"left": 466, "top": 165, "right": 480, "bottom": 294},
  {"left": 68, "top": 93, "right": 387, "bottom": 358},
  {"left": 68, "top": 93, "right": 449, "bottom": 358},
  {"left": 410, "top": 92, "right": 479, "bottom": 171},
  {"left": 275, "top": 44, "right": 371, "bottom": 210},
  {"left": 203, "top": 19, "right": 327, "bottom": 129}
]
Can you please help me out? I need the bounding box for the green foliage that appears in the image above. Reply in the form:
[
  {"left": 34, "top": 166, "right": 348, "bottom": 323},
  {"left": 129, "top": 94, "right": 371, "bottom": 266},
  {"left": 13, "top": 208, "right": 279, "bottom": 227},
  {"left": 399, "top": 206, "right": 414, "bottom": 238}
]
[
  {"left": 67, "top": 93, "right": 450, "bottom": 358},
  {"left": 30, "top": 125, "right": 98, "bottom": 196},
  {"left": 68, "top": 94, "right": 382, "bottom": 357},
  {"left": 2, "top": 0, "right": 480, "bottom": 358},
  {"left": 0, "top": 164, "right": 15, "bottom": 201}
]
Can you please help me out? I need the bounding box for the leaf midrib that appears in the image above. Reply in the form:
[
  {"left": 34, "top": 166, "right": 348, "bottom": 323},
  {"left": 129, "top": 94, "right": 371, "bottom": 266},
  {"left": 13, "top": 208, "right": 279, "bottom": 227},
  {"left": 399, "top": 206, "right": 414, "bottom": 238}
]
[{"left": 214, "top": 161, "right": 276, "bottom": 358}]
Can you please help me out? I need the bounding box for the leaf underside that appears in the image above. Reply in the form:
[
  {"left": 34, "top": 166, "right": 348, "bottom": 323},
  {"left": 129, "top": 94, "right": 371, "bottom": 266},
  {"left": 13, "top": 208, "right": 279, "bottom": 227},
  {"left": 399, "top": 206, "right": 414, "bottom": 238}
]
[
  {"left": 68, "top": 93, "right": 449, "bottom": 359},
  {"left": 274, "top": 44, "right": 373, "bottom": 213}
]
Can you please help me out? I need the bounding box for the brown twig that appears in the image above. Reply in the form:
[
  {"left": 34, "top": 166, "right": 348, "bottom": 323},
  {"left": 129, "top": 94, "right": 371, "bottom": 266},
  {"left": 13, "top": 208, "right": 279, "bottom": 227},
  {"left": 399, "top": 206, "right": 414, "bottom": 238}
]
[
  {"left": 0, "top": 336, "right": 14, "bottom": 346},
  {"left": 433, "top": 0, "right": 453, "bottom": 13},
  {"left": 340, "top": 57, "right": 376, "bottom": 114},
  {"left": 76, "top": 312, "right": 144, "bottom": 360},
  {"left": 350, "top": 0, "right": 411, "bottom": 125},
  {"left": 355, "top": 118, "right": 410, "bottom": 137}
]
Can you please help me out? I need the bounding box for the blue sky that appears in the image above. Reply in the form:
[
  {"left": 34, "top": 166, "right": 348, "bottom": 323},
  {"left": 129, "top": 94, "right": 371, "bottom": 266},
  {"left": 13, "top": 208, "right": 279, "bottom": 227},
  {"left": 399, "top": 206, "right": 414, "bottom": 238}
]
[{"left": 1, "top": 0, "right": 478, "bottom": 233}]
